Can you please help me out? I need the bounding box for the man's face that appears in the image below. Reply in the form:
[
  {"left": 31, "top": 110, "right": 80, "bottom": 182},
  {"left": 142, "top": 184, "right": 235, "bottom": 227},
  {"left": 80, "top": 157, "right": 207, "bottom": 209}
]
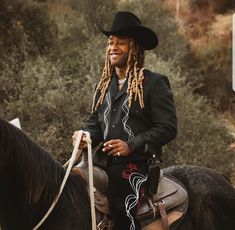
[{"left": 108, "top": 35, "right": 131, "bottom": 69}]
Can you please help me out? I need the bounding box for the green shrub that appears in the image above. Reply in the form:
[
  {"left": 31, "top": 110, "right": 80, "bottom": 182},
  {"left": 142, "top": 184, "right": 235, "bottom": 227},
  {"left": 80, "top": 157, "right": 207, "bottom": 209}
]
[
  {"left": 118, "top": 0, "right": 190, "bottom": 63},
  {"left": 1, "top": 0, "right": 234, "bottom": 175},
  {"left": 145, "top": 53, "right": 235, "bottom": 174},
  {"left": 3, "top": 56, "right": 94, "bottom": 162},
  {"left": 0, "top": 0, "right": 58, "bottom": 59},
  {"left": 194, "top": 36, "right": 234, "bottom": 112}
]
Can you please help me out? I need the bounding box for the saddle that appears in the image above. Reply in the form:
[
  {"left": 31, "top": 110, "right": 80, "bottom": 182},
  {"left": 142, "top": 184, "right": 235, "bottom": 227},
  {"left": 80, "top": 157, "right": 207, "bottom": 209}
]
[{"left": 73, "top": 160, "right": 188, "bottom": 230}]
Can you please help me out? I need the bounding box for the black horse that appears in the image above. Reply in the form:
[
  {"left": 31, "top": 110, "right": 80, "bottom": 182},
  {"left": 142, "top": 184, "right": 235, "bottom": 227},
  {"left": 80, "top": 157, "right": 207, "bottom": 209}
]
[{"left": 0, "top": 117, "right": 235, "bottom": 230}]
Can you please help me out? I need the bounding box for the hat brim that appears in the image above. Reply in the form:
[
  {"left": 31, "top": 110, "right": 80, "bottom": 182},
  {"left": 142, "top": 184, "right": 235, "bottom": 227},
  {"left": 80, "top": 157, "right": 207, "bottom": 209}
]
[{"left": 100, "top": 26, "right": 158, "bottom": 50}]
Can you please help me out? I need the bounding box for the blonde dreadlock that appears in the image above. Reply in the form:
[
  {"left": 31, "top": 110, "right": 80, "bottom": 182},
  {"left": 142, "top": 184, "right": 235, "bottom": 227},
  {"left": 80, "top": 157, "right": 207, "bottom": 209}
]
[{"left": 92, "top": 38, "right": 145, "bottom": 111}]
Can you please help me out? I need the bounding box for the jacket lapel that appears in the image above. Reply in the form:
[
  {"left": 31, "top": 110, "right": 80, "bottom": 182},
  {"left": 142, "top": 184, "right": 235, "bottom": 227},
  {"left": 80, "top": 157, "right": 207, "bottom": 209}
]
[
  {"left": 109, "top": 75, "right": 119, "bottom": 101},
  {"left": 108, "top": 75, "right": 128, "bottom": 102}
]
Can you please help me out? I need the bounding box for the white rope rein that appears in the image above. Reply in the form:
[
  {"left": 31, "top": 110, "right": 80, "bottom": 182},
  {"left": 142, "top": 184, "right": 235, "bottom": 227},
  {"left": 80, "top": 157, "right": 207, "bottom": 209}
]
[
  {"left": 84, "top": 131, "right": 97, "bottom": 230},
  {"left": 33, "top": 130, "right": 96, "bottom": 230}
]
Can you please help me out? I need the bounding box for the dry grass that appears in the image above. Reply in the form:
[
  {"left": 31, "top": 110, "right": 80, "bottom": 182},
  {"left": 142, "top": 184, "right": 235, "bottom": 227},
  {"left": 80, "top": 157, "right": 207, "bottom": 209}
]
[
  {"left": 162, "top": 0, "right": 235, "bottom": 183},
  {"left": 162, "top": 0, "right": 233, "bottom": 55}
]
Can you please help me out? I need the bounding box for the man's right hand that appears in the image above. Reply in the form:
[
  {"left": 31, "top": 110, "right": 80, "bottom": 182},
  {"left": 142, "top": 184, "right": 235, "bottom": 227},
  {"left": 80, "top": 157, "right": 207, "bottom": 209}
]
[{"left": 72, "top": 131, "right": 87, "bottom": 150}]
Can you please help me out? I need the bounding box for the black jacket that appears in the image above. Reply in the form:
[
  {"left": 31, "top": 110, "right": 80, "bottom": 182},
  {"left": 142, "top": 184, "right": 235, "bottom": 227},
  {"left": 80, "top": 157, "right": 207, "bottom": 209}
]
[{"left": 84, "top": 69, "right": 177, "bottom": 167}]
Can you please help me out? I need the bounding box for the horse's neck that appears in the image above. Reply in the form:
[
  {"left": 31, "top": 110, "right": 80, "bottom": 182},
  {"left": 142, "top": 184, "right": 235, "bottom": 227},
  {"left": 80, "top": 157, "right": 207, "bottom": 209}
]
[
  {"left": 0, "top": 173, "right": 36, "bottom": 229},
  {"left": 0, "top": 118, "right": 91, "bottom": 229}
]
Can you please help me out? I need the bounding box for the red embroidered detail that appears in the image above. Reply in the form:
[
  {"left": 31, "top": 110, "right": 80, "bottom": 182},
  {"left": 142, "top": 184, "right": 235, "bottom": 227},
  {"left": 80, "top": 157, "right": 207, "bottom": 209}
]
[
  {"left": 121, "top": 169, "right": 132, "bottom": 179},
  {"left": 121, "top": 163, "right": 138, "bottom": 179},
  {"left": 127, "top": 163, "right": 138, "bottom": 171},
  {"left": 137, "top": 187, "right": 146, "bottom": 210},
  {"left": 140, "top": 187, "right": 145, "bottom": 198}
]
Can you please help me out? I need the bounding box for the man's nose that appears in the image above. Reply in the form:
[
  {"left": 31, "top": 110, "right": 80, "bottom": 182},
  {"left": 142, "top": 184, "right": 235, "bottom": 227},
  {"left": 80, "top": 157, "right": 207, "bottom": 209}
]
[{"left": 110, "top": 42, "right": 118, "bottom": 50}]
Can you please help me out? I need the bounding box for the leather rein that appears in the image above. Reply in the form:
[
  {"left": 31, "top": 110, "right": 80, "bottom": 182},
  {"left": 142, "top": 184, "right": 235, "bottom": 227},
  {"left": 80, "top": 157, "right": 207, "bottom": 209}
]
[{"left": 33, "top": 130, "right": 96, "bottom": 230}]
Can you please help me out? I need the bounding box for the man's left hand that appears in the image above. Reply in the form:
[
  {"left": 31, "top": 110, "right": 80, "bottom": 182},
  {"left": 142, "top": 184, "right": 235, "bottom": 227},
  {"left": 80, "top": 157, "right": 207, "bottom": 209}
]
[{"left": 102, "top": 139, "right": 133, "bottom": 157}]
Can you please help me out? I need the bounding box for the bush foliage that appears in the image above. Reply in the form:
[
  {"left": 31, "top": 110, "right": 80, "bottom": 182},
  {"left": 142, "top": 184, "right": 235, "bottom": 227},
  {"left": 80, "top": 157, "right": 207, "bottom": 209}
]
[
  {"left": 145, "top": 54, "right": 234, "bottom": 174},
  {"left": 0, "top": 0, "right": 234, "bottom": 174}
]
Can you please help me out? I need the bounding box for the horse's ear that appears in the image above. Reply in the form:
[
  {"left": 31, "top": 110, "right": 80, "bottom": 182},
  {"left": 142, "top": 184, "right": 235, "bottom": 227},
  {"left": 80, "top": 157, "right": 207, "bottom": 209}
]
[{"left": 9, "top": 118, "right": 21, "bottom": 130}]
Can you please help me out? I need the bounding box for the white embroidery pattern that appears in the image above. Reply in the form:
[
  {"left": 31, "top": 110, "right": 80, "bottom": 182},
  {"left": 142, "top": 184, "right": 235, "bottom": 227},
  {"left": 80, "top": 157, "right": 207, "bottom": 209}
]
[
  {"left": 103, "top": 91, "right": 111, "bottom": 139},
  {"left": 122, "top": 95, "right": 134, "bottom": 141},
  {"left": 125, "top": 173, "right": 148, "bottom": 230}
]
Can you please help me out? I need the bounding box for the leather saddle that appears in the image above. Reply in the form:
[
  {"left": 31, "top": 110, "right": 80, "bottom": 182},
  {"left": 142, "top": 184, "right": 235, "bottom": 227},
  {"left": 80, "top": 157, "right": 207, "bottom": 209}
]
[{"left": 73, "top": 159, "right": 188, "bottom": 230}]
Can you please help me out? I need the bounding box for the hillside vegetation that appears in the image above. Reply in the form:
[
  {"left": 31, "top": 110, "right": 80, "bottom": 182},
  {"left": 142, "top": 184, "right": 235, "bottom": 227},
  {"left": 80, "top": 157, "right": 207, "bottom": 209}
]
[
  {"left": 163, "top": 0, "right": 235, "bottom": 113},
  {"left": 0, "top": 0, "right": 234, "bottom": 176}
]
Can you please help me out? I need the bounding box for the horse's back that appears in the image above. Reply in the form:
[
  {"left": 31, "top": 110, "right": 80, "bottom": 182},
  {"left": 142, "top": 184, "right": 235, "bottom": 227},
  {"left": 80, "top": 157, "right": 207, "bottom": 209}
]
[
  {"left": 164, "top": 165, "right": 234, "bottom": 193},
  {"left": 164, "top": 165, "right": 235, "bottom": 230}
]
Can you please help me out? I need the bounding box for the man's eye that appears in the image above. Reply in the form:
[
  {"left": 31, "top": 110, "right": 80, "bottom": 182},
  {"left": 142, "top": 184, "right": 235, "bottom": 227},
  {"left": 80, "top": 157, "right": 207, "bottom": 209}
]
[
  {"left": 108, "top": 41, "right": 113, "bottom": 46},
  {"left": 108, "top": 41, "right": 127, "bottom": 46}
]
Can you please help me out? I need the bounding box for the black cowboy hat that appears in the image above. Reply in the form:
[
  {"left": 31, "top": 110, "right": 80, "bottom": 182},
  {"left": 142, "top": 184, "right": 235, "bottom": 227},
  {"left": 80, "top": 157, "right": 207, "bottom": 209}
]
[{"left": 100, "top": 11, "right": 158, "bottom": 50}]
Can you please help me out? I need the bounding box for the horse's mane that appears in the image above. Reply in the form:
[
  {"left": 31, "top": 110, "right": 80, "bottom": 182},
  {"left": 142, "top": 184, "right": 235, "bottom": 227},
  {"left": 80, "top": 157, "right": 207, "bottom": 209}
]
[{"left": 0, "top": 118, "right": 87, "bottom": 205}]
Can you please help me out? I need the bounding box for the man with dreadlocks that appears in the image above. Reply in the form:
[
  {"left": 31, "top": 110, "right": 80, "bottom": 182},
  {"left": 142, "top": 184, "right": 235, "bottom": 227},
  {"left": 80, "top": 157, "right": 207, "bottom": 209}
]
[{"left": 73, "top": 11, "right": 177, "bottom": 230}]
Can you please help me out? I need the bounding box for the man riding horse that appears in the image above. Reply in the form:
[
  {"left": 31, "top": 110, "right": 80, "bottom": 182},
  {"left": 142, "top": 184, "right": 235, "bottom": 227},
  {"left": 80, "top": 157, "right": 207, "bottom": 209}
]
[{"left": 73, "top": 11, "right": 177, "bottom": 230}]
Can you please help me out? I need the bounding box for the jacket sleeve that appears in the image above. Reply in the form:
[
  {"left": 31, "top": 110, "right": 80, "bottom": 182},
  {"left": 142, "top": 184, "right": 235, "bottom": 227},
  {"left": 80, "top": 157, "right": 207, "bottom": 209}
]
[
  {"left": 127, "top": 75, "right": 177, "bottom": 155},
  {"left": 84, "top": 110, "right": 103, "bottom": 148}
]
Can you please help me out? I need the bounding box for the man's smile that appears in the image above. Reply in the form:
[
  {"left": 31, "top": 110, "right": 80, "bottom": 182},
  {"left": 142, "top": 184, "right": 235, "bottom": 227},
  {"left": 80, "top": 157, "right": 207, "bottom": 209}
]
[{"left": 110, "top": 53, "right": 122, "bottom": 58}]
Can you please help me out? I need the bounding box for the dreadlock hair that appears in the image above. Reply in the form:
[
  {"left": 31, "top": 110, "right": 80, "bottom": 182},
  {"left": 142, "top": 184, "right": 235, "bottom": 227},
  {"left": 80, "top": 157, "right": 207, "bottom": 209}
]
[{"left": 92, "top": 38, "right": 145, "bottom": 112}]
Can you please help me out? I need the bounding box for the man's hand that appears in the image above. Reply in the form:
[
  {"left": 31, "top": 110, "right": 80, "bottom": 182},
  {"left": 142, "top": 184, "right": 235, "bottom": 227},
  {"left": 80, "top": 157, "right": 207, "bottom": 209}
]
[
  {"left": 72, "top": 131, "right": 87, "bottom": 150},
  {"left": 102, "top": 139, "right": 133, "bottom": 157}
]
